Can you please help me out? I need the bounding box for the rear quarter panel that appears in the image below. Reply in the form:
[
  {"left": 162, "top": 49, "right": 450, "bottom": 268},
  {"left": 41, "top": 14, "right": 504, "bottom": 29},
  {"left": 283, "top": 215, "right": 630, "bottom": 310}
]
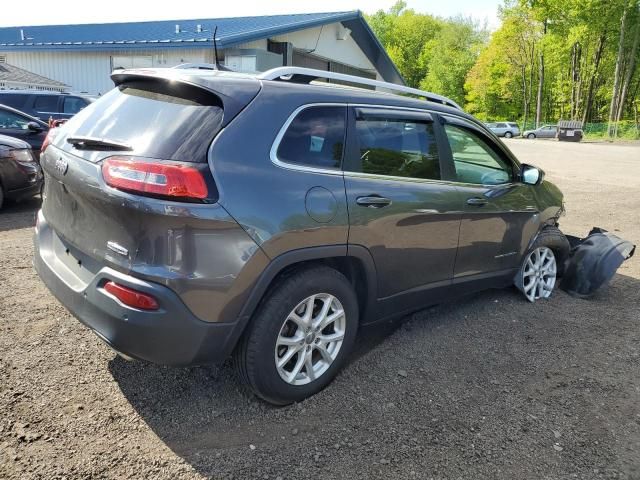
[{"left": 208, "top": 83, "right": 350, "bottom": 259}]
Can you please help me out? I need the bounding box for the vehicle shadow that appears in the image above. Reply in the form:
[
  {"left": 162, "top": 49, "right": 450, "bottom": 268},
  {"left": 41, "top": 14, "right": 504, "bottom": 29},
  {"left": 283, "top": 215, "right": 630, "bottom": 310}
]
[
  {"left": 108, "top": 272, "right": 639, "bottom": 479},
  {"left": 0, "top": 197, "right": 41, "bottom": 232}
]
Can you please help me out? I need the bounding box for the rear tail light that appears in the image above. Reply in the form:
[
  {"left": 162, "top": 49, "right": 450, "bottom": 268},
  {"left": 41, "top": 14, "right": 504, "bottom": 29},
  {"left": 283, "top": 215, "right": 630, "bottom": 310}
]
[
  {"left": 102, "top": 156, "right": 208, "bottom": 200},
  {"left": 41, "top": 128, "right": 57, "bottom": 154},
  {"left": 104, "top": 281, "right": 159, "bottom": 311}
]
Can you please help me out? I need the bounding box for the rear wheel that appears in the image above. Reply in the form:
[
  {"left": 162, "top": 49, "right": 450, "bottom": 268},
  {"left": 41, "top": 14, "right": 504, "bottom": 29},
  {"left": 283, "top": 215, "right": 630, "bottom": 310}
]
[
  {"left": 527, "top": 133, "right": 536, "bottom": 139},
  {"left": 235, "top": 266, "right": 359, "bottom": 405},
  {"left": 504, "top": 131, "right": 513, "bottom": 138}
]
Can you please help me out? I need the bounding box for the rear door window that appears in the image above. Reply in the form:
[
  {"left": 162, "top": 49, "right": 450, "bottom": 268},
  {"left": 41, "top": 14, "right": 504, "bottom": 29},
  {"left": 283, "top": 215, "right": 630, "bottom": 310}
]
[
  {"left": 33, "top": 95, "right": 59, "bottom": 113},
  {"left": 59, "top": 80, "right": 224, "bottom": 162},
  {"left": 276, "top": 106, "right": 346, "bottom": 169},
  {"left": 348, "top": 109, "right": 440, "bottom": 180}
]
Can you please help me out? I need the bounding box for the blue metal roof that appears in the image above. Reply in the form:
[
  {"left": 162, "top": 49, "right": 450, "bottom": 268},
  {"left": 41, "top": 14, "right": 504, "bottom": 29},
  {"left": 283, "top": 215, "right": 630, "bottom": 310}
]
[{"left": 0, "top": 11, "right": 404, "bottom": 84}]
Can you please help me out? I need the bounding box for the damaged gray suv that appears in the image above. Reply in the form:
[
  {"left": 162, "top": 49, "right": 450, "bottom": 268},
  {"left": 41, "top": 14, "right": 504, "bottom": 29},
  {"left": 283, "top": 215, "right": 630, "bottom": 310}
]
[{"left": 34, "top": 66, "right": 572, "bottom": 405}]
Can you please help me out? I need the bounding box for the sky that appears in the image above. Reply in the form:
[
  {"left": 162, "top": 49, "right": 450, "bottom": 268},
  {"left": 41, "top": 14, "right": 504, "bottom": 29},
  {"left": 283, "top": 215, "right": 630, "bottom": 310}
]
[{"left": 0, "top": 0, "right": 502, "bottom": 29}]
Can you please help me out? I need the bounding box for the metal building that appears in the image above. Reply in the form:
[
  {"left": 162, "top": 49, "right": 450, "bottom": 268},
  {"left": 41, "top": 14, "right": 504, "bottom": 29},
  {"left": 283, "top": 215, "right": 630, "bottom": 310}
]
[{"left": 0, "top": 11, "right": 403, "bottom": 95}]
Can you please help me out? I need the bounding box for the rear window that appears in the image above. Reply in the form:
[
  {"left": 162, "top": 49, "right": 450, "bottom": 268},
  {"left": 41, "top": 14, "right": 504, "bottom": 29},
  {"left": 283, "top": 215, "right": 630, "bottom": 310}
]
[
  {"left": 60, "top": 79, "right": 224, "bottom": 162},
  {"left": 0, "top": 93, "right": 28, "bottom": 110},
  {"left": 63, "top": 96, "right": 89, "bottom": 114}
]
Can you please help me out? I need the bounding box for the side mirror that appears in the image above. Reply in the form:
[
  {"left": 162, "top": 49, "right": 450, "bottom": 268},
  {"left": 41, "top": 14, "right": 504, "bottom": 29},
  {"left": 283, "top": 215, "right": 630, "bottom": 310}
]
[
  {"left": 521, "top": 164, "right": 544, "bottom": 185},
  {"left": 27, "top": 121, "right": 43, "bottom": 133}
]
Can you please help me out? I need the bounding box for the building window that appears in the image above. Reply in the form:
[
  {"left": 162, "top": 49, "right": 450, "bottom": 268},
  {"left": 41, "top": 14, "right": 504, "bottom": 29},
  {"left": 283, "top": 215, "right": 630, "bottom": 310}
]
[{"left": 111, "top": 55, "right": 153, "bottom": 70}]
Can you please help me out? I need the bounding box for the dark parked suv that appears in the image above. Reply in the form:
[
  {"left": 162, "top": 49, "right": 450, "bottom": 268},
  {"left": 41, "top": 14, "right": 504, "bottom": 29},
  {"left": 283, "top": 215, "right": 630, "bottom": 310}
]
[
  {"left": 34, "top": 67, "right": 568, "bottom": 404},
  {"left": 0, "top": 90, "right": 95, "bottom": 121},
  {"left": 0, "top": 134, "right": 43, "bottom": 209}
]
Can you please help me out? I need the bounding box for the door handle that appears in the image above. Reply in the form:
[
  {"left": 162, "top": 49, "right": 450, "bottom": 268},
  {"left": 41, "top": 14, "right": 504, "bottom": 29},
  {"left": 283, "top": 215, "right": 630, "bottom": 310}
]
[
  {"left": 466, "top": 197, "right": 488, "bottom": 206},
  {"left": 356, "top": 196, "right": 392, "bottom": 208}
]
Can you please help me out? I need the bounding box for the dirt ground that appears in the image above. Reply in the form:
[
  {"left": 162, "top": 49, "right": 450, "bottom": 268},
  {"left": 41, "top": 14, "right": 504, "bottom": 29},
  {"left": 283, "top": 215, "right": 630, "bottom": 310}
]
[{"left": 1, "top": 139, "right": 639, "bottom": 480}]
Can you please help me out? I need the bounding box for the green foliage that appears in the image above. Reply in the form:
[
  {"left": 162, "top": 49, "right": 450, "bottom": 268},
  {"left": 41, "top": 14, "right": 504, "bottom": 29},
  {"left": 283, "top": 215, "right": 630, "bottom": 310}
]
[
  {"left": 365, "top": 0, "right": 640, "bottom": 136},
  {"left": 365, "top": 1, "right": 487, "bottom": 92}
]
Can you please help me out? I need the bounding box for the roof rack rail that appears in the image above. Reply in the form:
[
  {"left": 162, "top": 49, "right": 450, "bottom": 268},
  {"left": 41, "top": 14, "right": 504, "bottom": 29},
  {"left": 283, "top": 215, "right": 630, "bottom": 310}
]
[
  {"left": 172, "top": 63, "right": 218, "bottom": 70},
  {"left": 258, "top": 66, "right": 462, "bottom": 110}
]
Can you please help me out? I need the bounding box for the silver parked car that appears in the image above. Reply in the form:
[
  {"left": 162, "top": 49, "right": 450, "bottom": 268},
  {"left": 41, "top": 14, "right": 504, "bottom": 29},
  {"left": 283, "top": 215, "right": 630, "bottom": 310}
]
[
  {"left": 485, "top": 121, "right": 520, "bottom": 138},
  {"left": 523, "top": 125, "right": 557, "bottom": 139}
]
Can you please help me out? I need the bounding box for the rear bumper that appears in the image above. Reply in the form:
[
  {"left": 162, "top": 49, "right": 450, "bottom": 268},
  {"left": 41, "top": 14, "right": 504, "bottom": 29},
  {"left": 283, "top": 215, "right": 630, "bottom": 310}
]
[{"left": 33, "top": 212, "right": 241, "bottom": 366}]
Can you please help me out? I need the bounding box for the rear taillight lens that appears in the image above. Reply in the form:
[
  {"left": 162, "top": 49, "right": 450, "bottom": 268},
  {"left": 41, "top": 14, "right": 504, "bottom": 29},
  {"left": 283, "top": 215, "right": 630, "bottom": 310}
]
[
  {"left": 104, "top": 281, "right": 159, "bottom": 311},
  {"left": 41, "top": 128, "right": 57, "bottom": 154},
  {"left": 102, "top": 156, "right": 208, "bottom": 200}
]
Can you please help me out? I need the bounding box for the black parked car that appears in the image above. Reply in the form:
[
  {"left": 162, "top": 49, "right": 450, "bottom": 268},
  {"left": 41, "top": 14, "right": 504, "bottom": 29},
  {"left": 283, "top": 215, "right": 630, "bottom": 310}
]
[
  {"left": 0, "top": 91, "right": 95, "bottom": 121},
  {"left": 0, "top": 104, "right": 49, "bottom": 155},
  {"left": 34, "top": 66, "right": 569, "bottom": 405},
  {"left": 0, "top": 134, "right": 43, "bottom": 209}
]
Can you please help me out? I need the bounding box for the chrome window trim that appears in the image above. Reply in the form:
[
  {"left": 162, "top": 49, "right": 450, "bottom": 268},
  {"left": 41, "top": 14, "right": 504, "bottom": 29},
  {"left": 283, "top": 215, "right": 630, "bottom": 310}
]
[{"left": 270, "top": 102, "right": 442, "bottom": 178}]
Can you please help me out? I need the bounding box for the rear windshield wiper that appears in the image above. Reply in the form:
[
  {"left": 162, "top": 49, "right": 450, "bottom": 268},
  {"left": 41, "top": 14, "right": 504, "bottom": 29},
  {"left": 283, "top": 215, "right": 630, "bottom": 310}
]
[{"left": 67, "top": 136, "right": 133, "bottom": 151}]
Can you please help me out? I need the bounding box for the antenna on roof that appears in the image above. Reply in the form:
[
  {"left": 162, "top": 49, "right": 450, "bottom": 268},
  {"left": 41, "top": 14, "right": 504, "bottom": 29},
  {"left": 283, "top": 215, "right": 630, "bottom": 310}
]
[{"left": 212, "top": 26, "right": 221, "bottom": 70}]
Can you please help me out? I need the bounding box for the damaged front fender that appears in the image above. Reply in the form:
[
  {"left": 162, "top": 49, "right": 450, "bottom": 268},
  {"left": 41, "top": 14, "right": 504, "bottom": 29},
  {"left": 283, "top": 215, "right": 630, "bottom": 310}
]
[{"left": 559, "top": 227, "right": 636, "bottom": 298}]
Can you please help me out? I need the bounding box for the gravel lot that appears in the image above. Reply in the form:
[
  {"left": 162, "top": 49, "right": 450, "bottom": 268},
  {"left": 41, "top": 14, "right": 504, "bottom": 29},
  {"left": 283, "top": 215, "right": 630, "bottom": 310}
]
[{"left": 1, "top": 140, "right": 639, "bottom": 480}]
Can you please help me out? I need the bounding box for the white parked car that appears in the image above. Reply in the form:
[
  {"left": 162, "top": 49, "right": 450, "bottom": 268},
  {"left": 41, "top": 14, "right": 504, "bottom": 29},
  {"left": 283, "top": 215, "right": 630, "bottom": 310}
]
[{"left": 485, "top": 121, "right": 521, "bottom": 138}]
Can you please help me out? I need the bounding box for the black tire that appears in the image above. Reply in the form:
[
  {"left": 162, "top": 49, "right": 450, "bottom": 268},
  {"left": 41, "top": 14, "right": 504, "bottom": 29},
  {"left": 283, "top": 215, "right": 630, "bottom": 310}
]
[
  {"left": 504, "top": 131, "right": 513, "bottom": 138},
  {"left": 234, "top": 266, "right": 359, "bottom": 405},
  {"left": 0, "top": 183, "right": 4, "bottom": 211},
  {"left": 527, "top": 133, "right": 536, "bottom": 139},
  {"left": 516, "top": 226, "right": 570, "bottom": 296}
]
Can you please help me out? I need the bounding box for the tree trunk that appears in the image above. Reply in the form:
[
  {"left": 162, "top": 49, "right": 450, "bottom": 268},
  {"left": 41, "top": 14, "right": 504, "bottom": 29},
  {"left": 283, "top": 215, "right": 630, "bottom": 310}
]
[
  {"left": 522, "top": 65, "right": 529, "bottom": 129},
  {"left": 583, "top": 33, "right": 606, "bottom": 124},
  {"left": 615, "top": 9, "right": 640, "bottom": 125},
  {"left": 609, "top": 0, "right": 629, "bottom": 137},
  {"left": 535, "top": 20, "right": 547, "bottom": 128},
  {"left": 570, "top": 42, "right": 582, "bottom": 119}
]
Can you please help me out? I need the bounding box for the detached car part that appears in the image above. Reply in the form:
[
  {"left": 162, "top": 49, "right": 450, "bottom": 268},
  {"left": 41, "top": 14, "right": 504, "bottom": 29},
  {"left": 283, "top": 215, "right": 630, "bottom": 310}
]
[{"left": 559, "top": 227, "right": 635, "bottom": 298}]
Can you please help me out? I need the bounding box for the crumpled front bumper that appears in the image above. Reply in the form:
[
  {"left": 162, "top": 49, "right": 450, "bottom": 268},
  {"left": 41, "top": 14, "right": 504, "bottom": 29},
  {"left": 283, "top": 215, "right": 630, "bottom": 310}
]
[{"left": 559, "top": 227, "right": 636, "bottom": 298}]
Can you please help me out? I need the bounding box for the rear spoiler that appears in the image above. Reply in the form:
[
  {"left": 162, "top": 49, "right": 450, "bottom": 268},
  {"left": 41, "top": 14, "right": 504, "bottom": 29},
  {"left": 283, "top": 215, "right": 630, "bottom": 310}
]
[{"left": 111, "top": 68, "right": 261, "bottom": 127}]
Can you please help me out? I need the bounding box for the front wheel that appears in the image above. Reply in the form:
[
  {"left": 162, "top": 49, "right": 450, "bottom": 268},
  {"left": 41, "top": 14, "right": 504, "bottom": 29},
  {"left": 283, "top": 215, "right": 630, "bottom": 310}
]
[
  {"left": 235, "top": 266, "right": 359, "bottom": 405},
  {"left": 520, "top": 246, "right": 557, "bottom": 302},
  {"left": 516, "top": 227, "right": 570, "bottom": 302},
  {"left": 527, "top": 133, "right": 536, "bottom": 139}
]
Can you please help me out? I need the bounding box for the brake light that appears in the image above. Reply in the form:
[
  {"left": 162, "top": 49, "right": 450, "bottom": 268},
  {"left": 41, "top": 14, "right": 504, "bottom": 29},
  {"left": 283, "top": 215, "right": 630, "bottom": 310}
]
[
  {"left": 104, "top": 281, "right": 159, "bottom": 310},
  {"left": 41, "top": 128, "right": 57, "bottom": 154},
  {"left": 102, "top": 156, "right": 208, "bottom": 200}
]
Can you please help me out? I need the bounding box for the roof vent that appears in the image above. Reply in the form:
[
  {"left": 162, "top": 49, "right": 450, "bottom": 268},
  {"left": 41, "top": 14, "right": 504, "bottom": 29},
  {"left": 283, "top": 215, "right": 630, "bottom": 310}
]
[{"left": 0, "top": 55, "right": 6, "bottom": 64}]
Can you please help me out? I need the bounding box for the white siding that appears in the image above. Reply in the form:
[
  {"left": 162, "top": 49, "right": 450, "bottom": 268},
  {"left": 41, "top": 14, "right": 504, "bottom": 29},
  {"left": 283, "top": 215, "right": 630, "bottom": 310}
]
[
  {"left": 1, "top": 48, "right": 212, "bottom": 95},
  {"left": 0, "top": 21, "right": 380, "bottom": 94},
  {"left": 271, "top": 22, "right": 376, "bottom": 72}
]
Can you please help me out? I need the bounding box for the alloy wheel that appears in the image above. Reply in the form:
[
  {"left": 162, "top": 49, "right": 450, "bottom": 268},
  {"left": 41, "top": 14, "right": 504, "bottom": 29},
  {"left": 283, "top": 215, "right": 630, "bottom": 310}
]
[
  {"left": 274, "top": 293, "right": 346, "bottom": 386},
  {"left": 521, "top": 247, "right": 557, "bottom": 302}
]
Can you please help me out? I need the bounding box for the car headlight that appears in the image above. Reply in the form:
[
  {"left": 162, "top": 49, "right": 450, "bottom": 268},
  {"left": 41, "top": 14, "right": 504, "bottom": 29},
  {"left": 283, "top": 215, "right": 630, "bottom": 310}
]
[{"left": 10, "top": 148, "right": 36, "bottom": 166}]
